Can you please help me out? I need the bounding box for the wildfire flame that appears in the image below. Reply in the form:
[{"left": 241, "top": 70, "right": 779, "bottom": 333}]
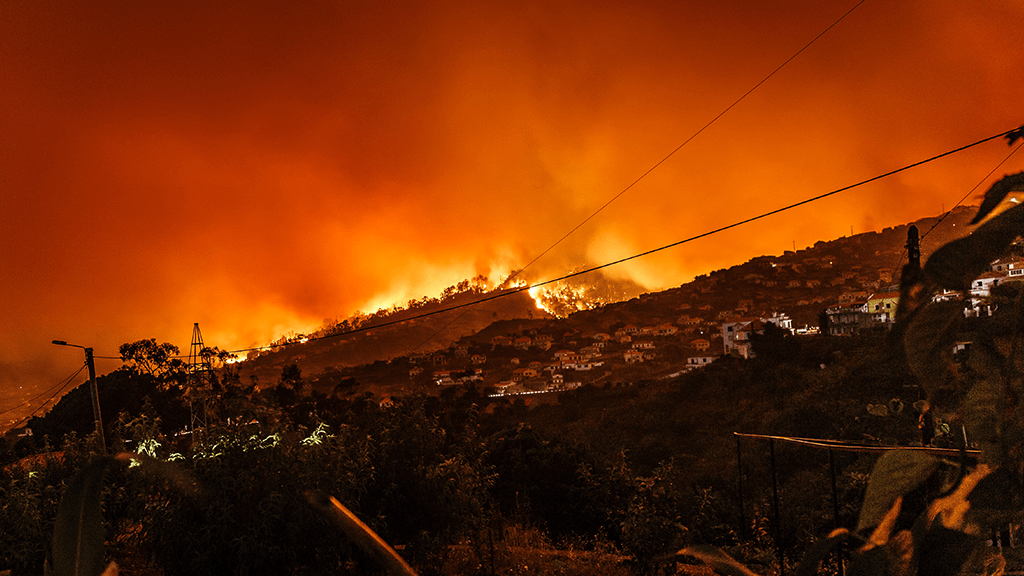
[
  {"left": 529, "top": 283, "right": 613, "bottom": 318},
  {"left": 504, "top": 277, "right": 529, "bottom": 289},
  {"left": 528, "top": 286, "right": 556, "bottom": 315}
]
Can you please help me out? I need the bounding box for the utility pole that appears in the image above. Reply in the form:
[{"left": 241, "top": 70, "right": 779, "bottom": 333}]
[
  {"left": 52, "top": 340, "right": 106, "bottom": 454},
  {"left": 906, "top": 225, "right": 921, "bottom": 270},
  {"left": 903, "top": 225, "right": 929, "bottom": 449},
  {"left": 83, "top": 347, "right": 106, "bottom": 454}
]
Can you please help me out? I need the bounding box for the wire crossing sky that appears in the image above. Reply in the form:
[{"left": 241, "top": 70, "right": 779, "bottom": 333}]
[
  {"left": 29, "top": 124, "right": 1017, "bottom": 367},
  {"left": 407, "top": 0, "right": 869, "bottom": 355}
]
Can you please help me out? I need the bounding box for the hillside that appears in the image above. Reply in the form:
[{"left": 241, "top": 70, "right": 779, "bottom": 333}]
[
  {"left": 236, "top": 287, "right": 551, "bottom": 388},
  {"left": 565, "top": 205, "right": 975, "bottom": 329},
  {"left": 242, "top": 206, "right": 977, "bottom": 398}
]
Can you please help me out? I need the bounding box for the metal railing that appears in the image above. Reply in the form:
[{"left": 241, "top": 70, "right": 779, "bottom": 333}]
[{"left": 732, "top": 432, "right": 980, "bottom": 575}]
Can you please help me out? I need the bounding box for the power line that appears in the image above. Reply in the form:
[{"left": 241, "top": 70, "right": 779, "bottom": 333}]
[
  {"left": 46, "top": 125, "right": 1024, "bottom": 366},
  {"left": 404, "top": 0, "right": 869, "bottom": 355},
  {"left": 921, "top": 140, "right": 1024, "bottom": 242},
  {"left": 886, "top": 137, "right": 1024, "bottom": 285},
  {"left": 508, "top": 0, "right": 868, "bottom": 286},
  {"left": 546, "top": 127, "right": 1021, "bottom": 283},
  {"left": 220, "top": 125, "right": 1021, "bottom": 358},
  {"left": 0, "top": 363, "right": 86, "bottom": 417},
  {"left": 1, "top": 363, "right": 87, "bottom": 433}
]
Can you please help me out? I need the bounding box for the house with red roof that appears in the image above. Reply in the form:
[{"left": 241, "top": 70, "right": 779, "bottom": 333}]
[{"left": 867, "top": 292, "right": 901, "bottom": 324}]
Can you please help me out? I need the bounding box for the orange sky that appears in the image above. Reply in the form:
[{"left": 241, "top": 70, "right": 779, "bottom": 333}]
[{"left": 2, "top": 0, "right": 1022, "bottom": 422}]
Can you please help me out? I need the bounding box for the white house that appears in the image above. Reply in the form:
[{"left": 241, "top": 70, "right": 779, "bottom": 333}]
[
  {"left": 722, "top": 318, "right": 761, "bottom": 358},
  {"left": 687, "top": 355, "right": 715, "bottom": 369},
  {"left": 764, "top": 312, "right": 793, "bottom": 330},
  {"left": 971, "top": 271, "right": 1006, "bottom": 298}
]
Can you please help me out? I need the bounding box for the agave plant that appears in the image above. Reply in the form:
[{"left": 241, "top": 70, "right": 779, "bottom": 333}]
[{"left": 45, "top": 455, "right": 126, "bottom": 576}]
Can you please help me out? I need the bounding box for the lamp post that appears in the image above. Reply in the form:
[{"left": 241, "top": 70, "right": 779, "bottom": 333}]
[{"left": 52, "top": 340, "right": 106, "bottom": 454}]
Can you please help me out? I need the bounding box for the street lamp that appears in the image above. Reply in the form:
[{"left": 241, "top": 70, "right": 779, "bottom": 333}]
[{"left": 52, "top": 340, "right": 106, "bottom": 454}]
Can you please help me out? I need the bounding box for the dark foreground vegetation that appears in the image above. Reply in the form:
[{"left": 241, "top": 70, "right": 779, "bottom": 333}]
[
  {"left": 3, "top": 164, "right": 1024, "bottom": 575},
  {"left": 1, "top": 327, "right": 923, "bottom": 575},
  {"left": 1, "top": 323, "right": 1006, "bottom": 576}
]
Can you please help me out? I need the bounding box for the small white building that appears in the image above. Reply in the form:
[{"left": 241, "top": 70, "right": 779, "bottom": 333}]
[{"left": 687, "top": 355, "right": 715, "bottom": 368}]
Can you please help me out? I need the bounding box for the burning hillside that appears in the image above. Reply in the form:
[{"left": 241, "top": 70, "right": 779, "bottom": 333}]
[{"left": 527, "top": 271, "right": 645, "bottom": 318}]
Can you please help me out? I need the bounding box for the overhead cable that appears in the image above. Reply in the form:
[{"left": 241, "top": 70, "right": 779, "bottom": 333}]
[
  {"left": 50, "top": 125, "right": 1024, "bottom": 362},
  {"left": 507, "top": 0, "right": 869, "bottom": 286},
  {"left": 1, "top": 363, "right": 87, "bottom": 432},
  {"left": 405, "top": 0, "right": 869, "bottom": 354},
  {"left": 217, "top": 125, "right": 1022, "bottom": 357},
  {"left": 887, "top": 137, "right": 1024, "bottom": 284}
]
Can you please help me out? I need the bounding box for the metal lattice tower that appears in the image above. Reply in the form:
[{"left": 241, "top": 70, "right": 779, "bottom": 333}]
[{"left": 187, "top": 322, "right": 213, "bottom": 432}]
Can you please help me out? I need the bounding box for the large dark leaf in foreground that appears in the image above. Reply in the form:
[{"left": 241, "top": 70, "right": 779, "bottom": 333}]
[{"left": 47, "top": 457, "right": 117, "bottom": 576}]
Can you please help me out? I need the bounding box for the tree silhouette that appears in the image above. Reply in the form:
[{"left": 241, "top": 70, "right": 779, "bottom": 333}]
[{"left": 119, "top": 339, "right": 184, "bottom": 380}]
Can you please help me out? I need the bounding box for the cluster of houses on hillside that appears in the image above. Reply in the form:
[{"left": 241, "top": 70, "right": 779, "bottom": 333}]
[
  {"left": 405, "top": 322, "right": 695, "bottom": 393},
  {"left": 824, "top": 256, "right": 1024, "bottom": 336},
  {"left": 406, "top": 255, "right": 1024, "bottom": 393},
  {"left": 485, "top": 324, "right": 680, "bottom": 393}
]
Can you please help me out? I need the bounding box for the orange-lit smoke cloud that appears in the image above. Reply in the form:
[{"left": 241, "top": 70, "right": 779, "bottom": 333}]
[{"left": 2, "top": 0, "right": 1022, "bottom": 412}]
